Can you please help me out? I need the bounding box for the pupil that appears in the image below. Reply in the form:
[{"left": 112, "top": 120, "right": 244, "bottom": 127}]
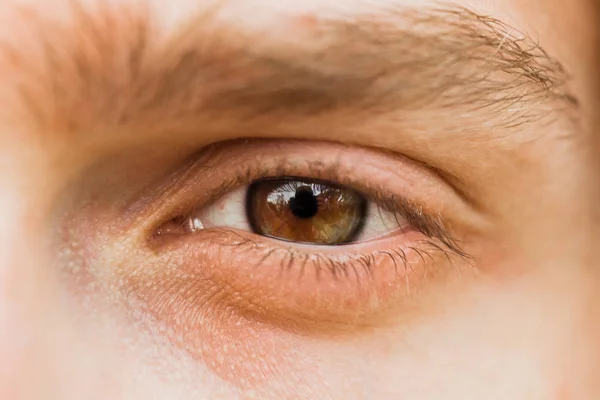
[{"left": 289, "top": 186, "right": 319, "bottom": 219}]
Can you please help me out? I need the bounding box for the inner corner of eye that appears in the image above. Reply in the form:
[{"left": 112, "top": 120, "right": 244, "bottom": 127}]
[{"left": 154, "top": 214, "right": 201, "bottom": 238}]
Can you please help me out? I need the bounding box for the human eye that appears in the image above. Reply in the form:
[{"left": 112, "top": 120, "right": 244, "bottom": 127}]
[
  {"left": 188, "top": 176, "right": 398, "bottom": 245},
  {"left": 128, "top": 139, "right": 480, "bottom": 334}
]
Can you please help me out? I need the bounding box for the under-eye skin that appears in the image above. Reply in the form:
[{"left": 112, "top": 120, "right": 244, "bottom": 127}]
[{"left": 130, "top": 139, "right": 478, "bottom": 331}]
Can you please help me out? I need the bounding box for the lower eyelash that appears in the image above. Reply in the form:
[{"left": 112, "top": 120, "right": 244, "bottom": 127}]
[{"left": 198, "top": 228, "right": 467, "bottom": 284}]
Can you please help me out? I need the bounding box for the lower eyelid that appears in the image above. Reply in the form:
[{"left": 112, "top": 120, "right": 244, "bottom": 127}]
[{"left": 150, "top": 227, "right": 464, "bottom": 331}]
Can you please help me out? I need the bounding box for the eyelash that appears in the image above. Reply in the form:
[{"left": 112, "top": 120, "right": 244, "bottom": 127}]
[
  {"left": 199, "top": 227, "right": 465, "bottom": 282},
  {"left": 153, "top": 161, "right": 471, "bottom": 282}
]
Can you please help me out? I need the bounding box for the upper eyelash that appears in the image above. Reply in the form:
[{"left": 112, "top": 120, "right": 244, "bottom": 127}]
[
  {"left": 150, "top": 139, "right": 473, "bottom": 265},
  {"left": 375, "top": 195, "right": 470, "bottom": 259},
  {"left": 163, "top": 164, "right": 470, "bottom": 258},
  {"left": 194, "top": 180, "right": 468, "bottom": 259}
]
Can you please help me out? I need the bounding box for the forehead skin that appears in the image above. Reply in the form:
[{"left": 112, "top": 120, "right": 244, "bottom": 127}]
[{"left": 0, "top": 0, "right": 598, "bottom": 400}]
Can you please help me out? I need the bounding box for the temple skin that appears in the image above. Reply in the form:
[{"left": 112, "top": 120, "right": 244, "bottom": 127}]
[{"left": 0, "top": 0, "right": 598, "bottom": 399}]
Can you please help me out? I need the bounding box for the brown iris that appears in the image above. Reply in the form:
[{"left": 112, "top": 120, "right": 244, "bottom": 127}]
[{"left": 246, "top": 178, "right": 367, "bottom": 245}]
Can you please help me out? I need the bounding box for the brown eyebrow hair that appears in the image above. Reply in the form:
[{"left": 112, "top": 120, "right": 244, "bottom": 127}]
[{"left": 1, "top": 3, "right": 578, "bottom": 136}]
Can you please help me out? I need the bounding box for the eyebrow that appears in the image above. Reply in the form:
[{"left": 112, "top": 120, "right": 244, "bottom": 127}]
[{"left": 3, "top": 3, "right": 578, "bottom": 135}]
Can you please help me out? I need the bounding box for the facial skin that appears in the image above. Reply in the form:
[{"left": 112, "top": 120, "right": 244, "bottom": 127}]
[{"left": 0, "top": 0, "right": 598, "bottom": 399}]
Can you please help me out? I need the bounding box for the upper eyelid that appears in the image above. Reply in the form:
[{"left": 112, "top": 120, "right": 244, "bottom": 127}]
[
  {"left": 127, "top": 140, "right": 490, "bottom": 247},
  {"left": 124, "top": 139, "right": 433, "bottom": 223}
]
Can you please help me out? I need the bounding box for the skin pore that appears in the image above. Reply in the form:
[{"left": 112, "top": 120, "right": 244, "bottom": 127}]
[{"left": 0, "top": 0, "right": 598, "bottom": 399}]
